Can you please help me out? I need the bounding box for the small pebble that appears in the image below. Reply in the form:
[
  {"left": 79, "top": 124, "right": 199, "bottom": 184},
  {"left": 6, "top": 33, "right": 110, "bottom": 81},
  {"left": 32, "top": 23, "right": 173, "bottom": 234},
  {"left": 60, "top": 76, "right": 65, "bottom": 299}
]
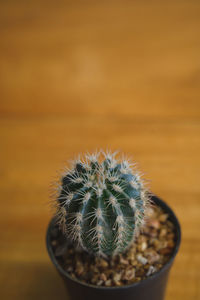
[
  {"left": 113, "top": 273, "right": 121, "bottom": 284},
  {"left": 145, "top": 250, "right": 160, "bottom": 264},
  {"left": 160, "top": 228, "right": 167, "bottom": 237},
  {"left": 146, "top": 266, "right": 157, "bottom": 276},
  {"left": 141, "top": 242, "right": 147, "bottom": 251},
  {"left": 167, "top": 240, "right": 175, "bottom": 248},
  {"left": 100, "top": 273, "right": 107, "bottom": 281},
  {"left": 149, "top": 219, "right": 160, "bottom": 229},
  {"left": 124, "top": 269, "right": 135, "bottom": 280},
  {"left": 75, "top": 261, "right": 84, "bottom": 276},
  {"left": 159, "top": 214, "right": 168, "bottom": 222},
  {"left": 105, "top": 279, "right": 112, "bottom": 286},
  {"left": 55, "top": 243, "right": 68, "bottom": 257},
  {"left": 51, "top": 240, "right": 57, "bottom": 247},
  {"left": 136, "top": 254, "right": 148, "bottom": 265},
  {"left": 99, "top": 258, "right": 109, "bottom": 268},
  {"left": 97, "top": 280, "right": 104, "bottom": 286},
  {"left": 120, "top": 257, "right": 129, "bottom": 265},
  {"left": 159, "top": 247, "right": 172, "bottom": 255}
]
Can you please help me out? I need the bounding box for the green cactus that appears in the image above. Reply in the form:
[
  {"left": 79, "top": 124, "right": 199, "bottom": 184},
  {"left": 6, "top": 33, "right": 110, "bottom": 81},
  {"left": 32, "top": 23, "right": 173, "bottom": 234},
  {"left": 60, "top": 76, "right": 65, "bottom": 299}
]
[{"left": 55, "top": 150, "right": 150, "bottom": 257}]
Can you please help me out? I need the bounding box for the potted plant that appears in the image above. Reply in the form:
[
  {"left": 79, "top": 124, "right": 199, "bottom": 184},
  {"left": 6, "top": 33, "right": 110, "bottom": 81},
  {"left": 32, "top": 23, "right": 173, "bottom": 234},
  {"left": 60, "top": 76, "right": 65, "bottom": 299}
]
[{"left": 46, "top": 150, "right": 181, "bottom": 300}]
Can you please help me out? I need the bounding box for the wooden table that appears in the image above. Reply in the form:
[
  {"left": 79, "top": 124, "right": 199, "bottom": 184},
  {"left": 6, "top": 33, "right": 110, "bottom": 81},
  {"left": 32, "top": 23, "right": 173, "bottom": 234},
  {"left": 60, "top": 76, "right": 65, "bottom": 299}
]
[{"left": 0, "top": 0, "right": 200, "bottom": 299}]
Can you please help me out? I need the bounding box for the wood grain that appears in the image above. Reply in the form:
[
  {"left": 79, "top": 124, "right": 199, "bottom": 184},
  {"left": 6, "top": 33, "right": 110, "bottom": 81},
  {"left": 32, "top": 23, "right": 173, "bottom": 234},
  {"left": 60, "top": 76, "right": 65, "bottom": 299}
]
[{"left": 0, "top": 0, "right": 200, "bottom": 299}]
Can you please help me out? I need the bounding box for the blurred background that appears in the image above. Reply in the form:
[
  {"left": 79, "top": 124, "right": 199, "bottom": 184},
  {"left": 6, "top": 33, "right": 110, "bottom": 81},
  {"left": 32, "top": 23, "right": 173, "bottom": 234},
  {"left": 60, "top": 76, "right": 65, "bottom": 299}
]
[{"left": 0, "top": 0, "right": 200, "bottom": 299}]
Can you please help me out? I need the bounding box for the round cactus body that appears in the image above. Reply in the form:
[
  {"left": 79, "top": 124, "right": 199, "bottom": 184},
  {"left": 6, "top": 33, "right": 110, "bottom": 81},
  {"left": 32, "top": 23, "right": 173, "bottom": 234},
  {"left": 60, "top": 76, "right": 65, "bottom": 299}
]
[{"left": 55, "top": 151, "right": 150, "bottom": 257}]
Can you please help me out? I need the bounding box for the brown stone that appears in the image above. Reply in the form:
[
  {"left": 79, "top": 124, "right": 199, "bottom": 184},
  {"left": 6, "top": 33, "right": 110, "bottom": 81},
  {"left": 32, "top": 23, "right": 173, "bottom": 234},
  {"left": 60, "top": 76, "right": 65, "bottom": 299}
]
[
  {"left": 159, "top": 214, "right": 169, "bottom": 222},
  {"left": 159, "top": 247, "right": 172, "bottom": 255},
  {"left": 119, "top": 257, "right": 129, "bottom": 265},
  {"left": 100, "top": 273, "right": 107, "bottom": 281},
  {"left": 99, "top": 258, "right": 109, "bottom": 268},
  {"left": 149, "top": 219, "right": 160, "bottom": 229},
  {"left": 145, "top": 249, "right": 160, "bottom": 264},
  {"left": 123, "top": 268, "right": 135, "bottom": 280},
  {"left": 105, "top": 279, "right": 112, "bottom": 286},
  {"left": 113, "top": 272, "right": 122, "bottom": 284},
  {"left": 159, "top": 228, "right": 167, "bottom": 237}
]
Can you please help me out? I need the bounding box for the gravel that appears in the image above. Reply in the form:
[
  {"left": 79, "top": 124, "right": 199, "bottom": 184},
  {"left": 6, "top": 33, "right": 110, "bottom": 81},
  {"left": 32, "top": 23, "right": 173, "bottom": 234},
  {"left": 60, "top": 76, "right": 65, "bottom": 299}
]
[{"left": 50, "top": 204, "right": 176, "bottom": 287}]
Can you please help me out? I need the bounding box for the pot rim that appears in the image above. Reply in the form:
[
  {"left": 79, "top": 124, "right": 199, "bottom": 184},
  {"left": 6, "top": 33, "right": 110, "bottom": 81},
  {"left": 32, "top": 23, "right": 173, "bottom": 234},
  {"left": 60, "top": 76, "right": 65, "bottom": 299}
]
[{"left": 46, "top": 194, "right": 181, "bottom": 290}]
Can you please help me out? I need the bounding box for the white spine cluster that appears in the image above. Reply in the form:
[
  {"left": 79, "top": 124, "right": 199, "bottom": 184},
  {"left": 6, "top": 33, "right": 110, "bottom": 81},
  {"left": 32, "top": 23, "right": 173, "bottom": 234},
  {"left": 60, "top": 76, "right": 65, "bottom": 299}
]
[
  {"left": 108, "top": 195, "right": 118, "bottom": 209},
  {"left": 130, "top": 180, "right": 139, "bottom": 189},
  {"left": 129, "top": 197, "right": 136, "bottom": 209},
  {"left": 114, "top": 214, "right": 129, "bottom": 253},
  {"left": 56, "top": 206, "right": 67, "bottom": 233},
  {"left": 67, "top": 212, "right": 83, "bottom": 246},
  {"left": 112, "top": 184, "right": 123, "bottom": 193},
  {"left": 83, "top": 192, "right": 91, "bottom": 203}
]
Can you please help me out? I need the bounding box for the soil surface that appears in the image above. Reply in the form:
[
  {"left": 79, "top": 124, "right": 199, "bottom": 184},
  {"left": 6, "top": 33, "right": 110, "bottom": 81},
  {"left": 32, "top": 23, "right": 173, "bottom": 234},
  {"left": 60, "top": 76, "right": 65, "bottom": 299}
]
[{"left": 50, "top": 204, "right": 176, "bottom": 287}]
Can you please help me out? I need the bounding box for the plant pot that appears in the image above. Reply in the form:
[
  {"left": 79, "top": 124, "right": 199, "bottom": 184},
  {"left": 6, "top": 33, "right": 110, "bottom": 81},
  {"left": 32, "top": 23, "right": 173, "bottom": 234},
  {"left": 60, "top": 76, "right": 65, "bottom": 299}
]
[{"left": 46, "top": 195, "right": 181, "bottom": 300}]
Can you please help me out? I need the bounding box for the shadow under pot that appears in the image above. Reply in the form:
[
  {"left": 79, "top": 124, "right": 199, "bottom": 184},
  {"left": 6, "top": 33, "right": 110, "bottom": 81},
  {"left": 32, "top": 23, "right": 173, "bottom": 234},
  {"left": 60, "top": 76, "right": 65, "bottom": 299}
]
[{"left": 46, "top": 195, "right": 181, "bottom": 300}]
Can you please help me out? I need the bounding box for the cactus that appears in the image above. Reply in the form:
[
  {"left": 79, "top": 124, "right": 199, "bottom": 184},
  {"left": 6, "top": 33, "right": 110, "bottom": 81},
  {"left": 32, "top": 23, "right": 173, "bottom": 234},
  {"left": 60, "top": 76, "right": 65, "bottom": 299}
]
[{"left": 54, "top": 150, "right": 150, "bottom": 257}]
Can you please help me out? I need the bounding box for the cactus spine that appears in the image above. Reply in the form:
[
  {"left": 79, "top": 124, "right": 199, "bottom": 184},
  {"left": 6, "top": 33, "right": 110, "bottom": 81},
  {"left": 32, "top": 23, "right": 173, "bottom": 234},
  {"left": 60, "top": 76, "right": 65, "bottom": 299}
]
[{"left": 55, "top": 150, "right": 150, "bottom": 257}]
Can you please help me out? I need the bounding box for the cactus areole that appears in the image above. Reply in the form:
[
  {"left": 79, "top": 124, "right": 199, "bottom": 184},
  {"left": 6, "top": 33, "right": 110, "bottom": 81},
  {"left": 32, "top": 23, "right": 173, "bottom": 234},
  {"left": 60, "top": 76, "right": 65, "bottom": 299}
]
[{"left": 55, "top": 151, "right": 150, "bottom": 257}]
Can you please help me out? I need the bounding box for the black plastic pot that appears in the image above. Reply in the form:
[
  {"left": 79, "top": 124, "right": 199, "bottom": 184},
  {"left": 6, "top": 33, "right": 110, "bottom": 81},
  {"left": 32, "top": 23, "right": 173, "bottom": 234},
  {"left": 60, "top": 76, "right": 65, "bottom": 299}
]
[{"left": 46, "top": 195, "right": 181, "bottom": 300}]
